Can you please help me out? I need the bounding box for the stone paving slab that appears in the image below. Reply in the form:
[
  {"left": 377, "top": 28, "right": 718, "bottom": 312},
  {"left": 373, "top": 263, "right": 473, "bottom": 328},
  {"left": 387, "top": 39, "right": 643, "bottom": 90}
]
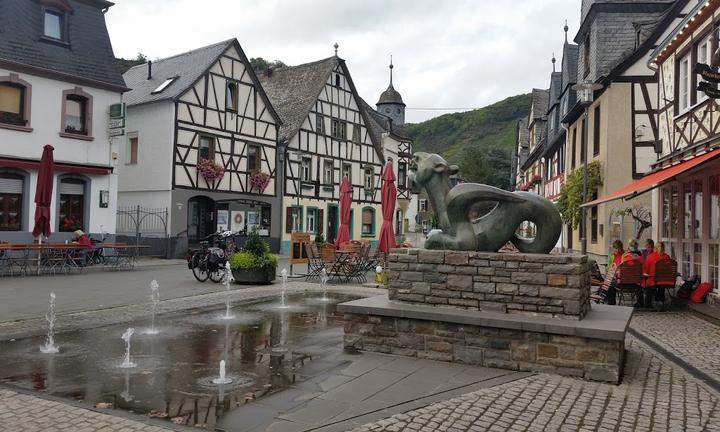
[
  {"left": 630, "top": 311, "right": 720, "bottom": 385},
  {"left": 0, "top": 388, "right": 176, "bottom": 432},
  {"left": 351, "top": 336, "right": 720, "bottom": 432}
]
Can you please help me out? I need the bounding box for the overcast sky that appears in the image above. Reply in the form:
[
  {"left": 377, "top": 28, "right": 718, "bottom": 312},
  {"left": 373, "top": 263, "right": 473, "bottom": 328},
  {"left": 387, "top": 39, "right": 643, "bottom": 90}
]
[{"left": 106, "top": 0, "right": 580, "bottom": 123}]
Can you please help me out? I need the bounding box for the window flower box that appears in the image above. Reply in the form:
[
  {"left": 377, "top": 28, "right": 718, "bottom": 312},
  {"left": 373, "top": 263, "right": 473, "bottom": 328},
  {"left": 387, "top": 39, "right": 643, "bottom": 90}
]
[
  {"left": 197, "top": 158, "right": 225, "bottom": 182},
  {"left": 249, "top": 169, "right": 271, "bottom": 193}
]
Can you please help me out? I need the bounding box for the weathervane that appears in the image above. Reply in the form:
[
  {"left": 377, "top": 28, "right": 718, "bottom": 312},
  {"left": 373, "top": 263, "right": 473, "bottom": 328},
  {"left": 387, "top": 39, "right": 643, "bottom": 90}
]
[{"left": 334, "top": 42, "right": 339, "bottom": 57}]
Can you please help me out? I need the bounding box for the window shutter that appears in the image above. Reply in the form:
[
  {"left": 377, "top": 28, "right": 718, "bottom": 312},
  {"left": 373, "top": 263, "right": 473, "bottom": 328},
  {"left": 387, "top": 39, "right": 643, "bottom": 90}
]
[
  {"left": 60, "top": 181, "right": 84, "bottom": 195},
  {"left": 0, "top": 177, "right": 22, "bottom": 194},
  {"left": 362, "top": 209, "right": 373, "bottom": 224},
  {"left": 318, "top": 209, "right": 324, "bottom": 235},
  {"left": 285, "top": 207, "right": 293, "bottom": 233}
]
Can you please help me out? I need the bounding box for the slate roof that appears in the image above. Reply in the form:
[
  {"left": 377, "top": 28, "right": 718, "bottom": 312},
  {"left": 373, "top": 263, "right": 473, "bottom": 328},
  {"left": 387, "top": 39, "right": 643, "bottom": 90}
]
[
  {"left": 517, "top": 118, "right": 529, "bottom": 150},
  {"left": 377, "top": 84, "right": 405, "bottom": 106},
  {"left": 122, "top": 39, "right": 233, "bottom": 107},
  {"left": 561, "top": 43, "right": 579, "bottom": 92},
  {"left": 358, "top": 98, "right": 411, "bottom": 145},
  {"left": 259, "top": 57, "right": 338, "bottom": 142},
  {"left": 0, "top": 0, "right": 126, "bottom": 91},
  {"left": 530, "top": 89, "right": 549, "bottom": 122},
  {"left": 547, "top": 72, "right": 563, "bottom": 111}
]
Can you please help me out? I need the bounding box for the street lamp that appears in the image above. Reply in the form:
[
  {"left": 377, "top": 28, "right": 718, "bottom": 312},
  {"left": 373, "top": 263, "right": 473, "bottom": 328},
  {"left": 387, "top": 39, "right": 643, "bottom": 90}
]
[{"left": 571, "top": 81, "right": 603, "bottom": 256}]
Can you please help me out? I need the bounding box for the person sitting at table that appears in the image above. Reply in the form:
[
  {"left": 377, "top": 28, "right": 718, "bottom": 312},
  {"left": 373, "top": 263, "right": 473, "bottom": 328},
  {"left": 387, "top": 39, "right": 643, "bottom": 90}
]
[
  {"left": 642, "top": 239, "right": 655, "bottom": 260},
  {"left": 625, "top": 239, "right": 642, "bottom": 261},
  {"left": 607, "top": 240, "right": 624, "bottom": 269},
  {"left": 71, "top": 230, "right": 93, "bottom": 266},
  {"left": 642, "top": 242, "right": 671, "bottom": 307},
  {"left": 72, "top": 230, "right": 93, "bottom": 248}
]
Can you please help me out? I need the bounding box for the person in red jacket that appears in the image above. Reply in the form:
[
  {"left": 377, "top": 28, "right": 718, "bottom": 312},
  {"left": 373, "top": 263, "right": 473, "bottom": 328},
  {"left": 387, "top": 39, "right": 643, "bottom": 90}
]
[
  {"left": 72, "top": 230, "right": 92, "bottom": 249},
  {"left": 640, "top": 243, "right": 670, "bottom": 308}
]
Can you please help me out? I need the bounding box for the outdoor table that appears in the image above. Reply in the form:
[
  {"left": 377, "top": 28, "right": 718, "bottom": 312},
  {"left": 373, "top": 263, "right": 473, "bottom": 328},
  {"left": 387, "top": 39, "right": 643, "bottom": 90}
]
[
  {"left": 94, "top": 243, "right": 149, "bottom": 270},
  {"left": 329, "top": 250, "right": 355, "bottom": 283}
]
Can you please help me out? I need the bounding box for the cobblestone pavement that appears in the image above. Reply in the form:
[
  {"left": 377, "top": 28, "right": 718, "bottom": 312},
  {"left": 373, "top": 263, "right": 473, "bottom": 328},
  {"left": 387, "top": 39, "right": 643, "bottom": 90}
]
[
  {"left": 352, "top": 337, "right": 720, "bottom": 432},
  {"left": 630, "top": 311, "right": 720, "bottom": 383},
  {"left": 0, "top": 389, "right": 174, "bottom": 432}
]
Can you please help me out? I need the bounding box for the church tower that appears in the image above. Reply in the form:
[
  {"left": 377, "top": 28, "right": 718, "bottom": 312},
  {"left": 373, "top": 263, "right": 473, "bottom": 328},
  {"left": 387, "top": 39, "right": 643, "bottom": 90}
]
[{"left": 376, "top": 57, "right": 406, "bottom": 126}]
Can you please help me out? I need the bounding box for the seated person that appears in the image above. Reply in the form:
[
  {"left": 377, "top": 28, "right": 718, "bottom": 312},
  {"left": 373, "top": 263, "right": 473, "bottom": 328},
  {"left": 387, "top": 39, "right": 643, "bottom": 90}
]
[
  {"left": 624, "top": 239, "right": 642, "bottom": 261},
  {"left": 607, "top": 240, "right": 624, "bottom": 269},
  {"left": 643, "top": 243, "right": 671, "bottom": 305},
  {"left": 72, "top": 230, "right": 93, "bottom": 248},
  {"left": 71, "top": 230, "right": 93, "bottom": 266},
  {"left": 642, "top": 239, "right": 655, "bottom": 260}
]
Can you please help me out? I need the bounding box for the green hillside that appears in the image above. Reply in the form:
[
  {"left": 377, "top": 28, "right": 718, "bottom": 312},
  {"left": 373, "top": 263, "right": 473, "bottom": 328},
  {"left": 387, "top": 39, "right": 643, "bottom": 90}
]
[{"left": 404, "top": 93, "right": 531, "bottom": 189}]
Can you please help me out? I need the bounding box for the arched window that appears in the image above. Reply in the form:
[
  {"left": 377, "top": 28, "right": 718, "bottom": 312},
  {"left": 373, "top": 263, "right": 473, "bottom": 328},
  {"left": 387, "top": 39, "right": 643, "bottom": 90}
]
[
  {"left": 361, "top": 207, "right": 375, "bottom": 236},
  {"left": 0, "top": 74, "right": 31, "bottom": 130},
  {"left": 58, "top": 177, "right": 87, "bottom": 232},
  {"left": 0, "top": 171, "right": 25, "bottom": 231},
  {"left": 61, "top": 87, "right": 93, "bottom": 138},
  {"left": 226, "top": 82, "right": 238, "bottom": 112}
]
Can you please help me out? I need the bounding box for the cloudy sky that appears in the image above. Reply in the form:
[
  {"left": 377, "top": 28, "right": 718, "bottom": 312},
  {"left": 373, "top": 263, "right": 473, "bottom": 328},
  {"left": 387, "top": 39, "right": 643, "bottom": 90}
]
[{"left": 106, "top": 0, "right": 580, "bottom": 123}]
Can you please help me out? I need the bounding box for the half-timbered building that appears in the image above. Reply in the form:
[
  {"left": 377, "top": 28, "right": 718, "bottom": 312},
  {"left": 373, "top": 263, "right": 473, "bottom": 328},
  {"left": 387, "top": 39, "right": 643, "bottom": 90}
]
[
  {"left": 0, "top": 0, "right": 126, "bottom": 243},
  {"left": 564, "top": 0, "right": 681, "bottom": 261},
  {"left": 260, "top": 55, "right": 385, "bottom": 253},
  {"left": 638, "top": 0, "right": 720, "bottom": 290},
  {"left": 119, "top": 39, "right": 282, "bottom": 255}
]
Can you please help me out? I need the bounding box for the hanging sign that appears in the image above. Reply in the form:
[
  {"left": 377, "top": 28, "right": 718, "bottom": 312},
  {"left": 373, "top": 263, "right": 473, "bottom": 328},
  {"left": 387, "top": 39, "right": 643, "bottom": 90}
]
[
  {"left": 698, "top": 81, "right": 720, "bottom": 99},
  {"left": 694, "top": 63, "right": 720, "bottom": 83}
]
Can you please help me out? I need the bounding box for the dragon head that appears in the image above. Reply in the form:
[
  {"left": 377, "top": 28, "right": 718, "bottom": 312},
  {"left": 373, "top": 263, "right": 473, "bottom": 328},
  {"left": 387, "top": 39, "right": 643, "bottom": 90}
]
[{"left": 409, "top": 152, "right": 459, "bottom": 192}]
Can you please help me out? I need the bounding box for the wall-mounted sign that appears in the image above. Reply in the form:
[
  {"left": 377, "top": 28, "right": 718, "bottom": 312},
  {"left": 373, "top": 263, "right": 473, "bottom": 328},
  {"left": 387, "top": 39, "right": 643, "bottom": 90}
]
[
  {"left": 695, "top": 63, "right": 720, "bottom": 99},
  {"left": 108, "top": 102, "right": 126, "bottom": 137},
  {"left": 109, "top": 103, "right": 126, "bottom": 119},
  {"left": 99, "top": 190, "right": 109, "bottom": 208},
  {"left": 216, "top": 210, "right": 229, "bottom": 232}
]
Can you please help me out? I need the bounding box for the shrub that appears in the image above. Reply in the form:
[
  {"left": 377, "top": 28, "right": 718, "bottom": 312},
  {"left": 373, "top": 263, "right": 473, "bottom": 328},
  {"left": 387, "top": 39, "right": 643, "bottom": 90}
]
[{"left": 229, "top": 227, "right": 277, "bottom": 272}]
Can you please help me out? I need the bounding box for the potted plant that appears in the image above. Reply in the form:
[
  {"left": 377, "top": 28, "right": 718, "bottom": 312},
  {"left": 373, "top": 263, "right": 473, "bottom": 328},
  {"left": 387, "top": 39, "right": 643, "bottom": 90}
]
[
  {"left": 249, "top": 169, "right": 271, "bottom": 193},
  {"left": 197, "top": 158, "right": 225, "bottom": 183},
  {"left": 228, "top": 228, "right": 277, "bottom": 284}
]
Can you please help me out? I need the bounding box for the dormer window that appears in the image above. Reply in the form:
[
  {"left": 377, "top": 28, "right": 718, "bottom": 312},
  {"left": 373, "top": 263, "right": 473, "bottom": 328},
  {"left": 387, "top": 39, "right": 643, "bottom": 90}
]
[{"left": 43, "top": 10, "right": 63, "bottom": 40}]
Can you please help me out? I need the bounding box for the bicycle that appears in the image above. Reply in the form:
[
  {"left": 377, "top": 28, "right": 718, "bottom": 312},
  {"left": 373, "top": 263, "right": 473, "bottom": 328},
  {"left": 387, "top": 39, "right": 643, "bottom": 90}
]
[{"left": 187, "top": 231, "right": 237, "bottom": 283}]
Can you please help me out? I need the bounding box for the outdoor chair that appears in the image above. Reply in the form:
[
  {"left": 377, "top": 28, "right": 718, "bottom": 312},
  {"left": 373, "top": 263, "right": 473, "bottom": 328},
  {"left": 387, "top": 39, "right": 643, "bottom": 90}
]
[
  {"left": 616, "top": 258, "right": 643, "bottom": 306},
  {"left": 305, "top": 242, "right": 325, "bottom": 281},
  {"left": 650, "top": 258, "right": 679, "bottom": 309},
  {"left": 345, "top": 242, "right": 371, "bottom": 283}
]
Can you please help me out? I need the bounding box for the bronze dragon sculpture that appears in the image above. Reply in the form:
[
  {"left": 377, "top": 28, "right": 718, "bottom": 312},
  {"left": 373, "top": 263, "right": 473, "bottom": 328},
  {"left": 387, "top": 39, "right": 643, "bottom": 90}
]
[{"left": 409, "top": 152, "right": 562, "bottom": 254}]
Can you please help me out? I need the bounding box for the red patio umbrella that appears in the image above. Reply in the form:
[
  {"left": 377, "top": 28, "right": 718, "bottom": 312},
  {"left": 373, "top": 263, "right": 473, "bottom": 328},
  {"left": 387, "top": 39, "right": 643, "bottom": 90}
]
[
  {"left": 32, "top": 144, "right": 54, "bottom": 240},
  {"left": 377, "top": 160, "right": 397, "bottom": 253},
  {"left": 334, "top": 176, "right": 352, "bottom": 248}
]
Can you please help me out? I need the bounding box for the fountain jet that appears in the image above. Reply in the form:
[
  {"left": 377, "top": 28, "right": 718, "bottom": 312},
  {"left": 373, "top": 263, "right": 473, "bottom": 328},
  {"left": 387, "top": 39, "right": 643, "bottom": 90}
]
[
  {"left": 119, "top": 328, "right": 137, "bottom": 368},
  {"left": 40, "top": 292, "right": 59, "bottom": 354},
  {"left": 212, "top": 359, "right": 232, "bottom": 385}
]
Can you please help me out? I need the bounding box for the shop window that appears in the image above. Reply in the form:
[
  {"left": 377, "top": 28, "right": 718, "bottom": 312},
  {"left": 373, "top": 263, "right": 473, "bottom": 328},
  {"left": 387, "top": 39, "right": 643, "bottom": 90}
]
[
  {"left": 58, "top": 178, "right": 86, "bottom": 232},
  {"left": 670, "top": 184, "right": 679, "bottom": 238},
  {"left": 683, "top": 182, "right": 692, "bottom": 240},
  {"left": 361, "top": 207, "right": 375, "bottom": 236},
  {"left": 0, "top": 172, "right": 23, "bottom": 231}
]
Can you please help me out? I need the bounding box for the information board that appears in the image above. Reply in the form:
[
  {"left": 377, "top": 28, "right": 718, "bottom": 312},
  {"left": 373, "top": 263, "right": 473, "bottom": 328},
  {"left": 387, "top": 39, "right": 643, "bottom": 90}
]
[{"left": 290, "top": 232, "right": 310, "bottom": 265}]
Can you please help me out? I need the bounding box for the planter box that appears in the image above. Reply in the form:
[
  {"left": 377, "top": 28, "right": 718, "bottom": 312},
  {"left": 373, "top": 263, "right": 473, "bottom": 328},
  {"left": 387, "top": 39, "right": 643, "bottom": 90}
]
[{"left": 232, "top": 267, "right": 276, "bottom": 285}]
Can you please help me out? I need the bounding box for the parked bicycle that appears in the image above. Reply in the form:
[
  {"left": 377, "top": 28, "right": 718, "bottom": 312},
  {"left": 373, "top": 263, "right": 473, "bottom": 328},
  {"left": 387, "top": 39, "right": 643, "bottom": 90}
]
[{"left": 186, "top": 231, "right": 238, "bottom": 283}]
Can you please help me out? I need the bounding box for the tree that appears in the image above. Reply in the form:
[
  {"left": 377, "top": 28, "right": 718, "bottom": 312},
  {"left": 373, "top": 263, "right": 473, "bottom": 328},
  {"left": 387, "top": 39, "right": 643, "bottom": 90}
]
[
  {"left": 250, "top": 57, "right": 286, "bottom": 73},
  {"left": 457, "top": 145, "right": 511, "bottom": 190}
]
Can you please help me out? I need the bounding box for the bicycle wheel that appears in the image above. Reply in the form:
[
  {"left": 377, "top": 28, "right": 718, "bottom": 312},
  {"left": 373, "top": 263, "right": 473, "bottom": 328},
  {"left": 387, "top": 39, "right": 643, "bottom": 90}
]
[
  {"left": 208, "top": 265, "right": 226, "bottom": 283},
  {"left": 192, "top": 255, "right": 209, "bottom": 282}
]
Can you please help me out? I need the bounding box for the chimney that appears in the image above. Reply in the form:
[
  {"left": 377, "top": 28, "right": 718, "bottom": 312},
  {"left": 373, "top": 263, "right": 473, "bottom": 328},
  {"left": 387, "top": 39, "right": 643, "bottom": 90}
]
[{"left": 147, "top": 60, "right": 152, "bottom": 80}]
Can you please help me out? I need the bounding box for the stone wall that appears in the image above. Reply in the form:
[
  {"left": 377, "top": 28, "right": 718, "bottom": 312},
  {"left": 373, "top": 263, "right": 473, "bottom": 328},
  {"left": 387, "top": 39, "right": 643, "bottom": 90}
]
[
  {"left": 343, "top": 314, "right": 624, "bottom": 384},
  {"left": 388, "top": 249, "right": 591, "bottom": 320}
]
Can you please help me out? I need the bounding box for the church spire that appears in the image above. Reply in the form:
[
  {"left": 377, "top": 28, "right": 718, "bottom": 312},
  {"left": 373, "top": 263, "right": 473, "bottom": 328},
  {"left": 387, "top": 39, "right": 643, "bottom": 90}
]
[
  {"left": 334, "top": 42, "right": 339, "bottom": 57},
  {"left": 564, "top": 20, "right": 569, "bottom": 43},
  {"left": 552, "top": 52, "right": 556, "bottom": 72}
]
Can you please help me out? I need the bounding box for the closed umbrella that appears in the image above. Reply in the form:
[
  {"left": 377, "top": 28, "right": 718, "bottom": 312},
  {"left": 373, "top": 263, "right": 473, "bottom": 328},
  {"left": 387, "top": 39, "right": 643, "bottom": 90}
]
[
  {"left": 334, "top": 176, "right": 352, "bottom": 248},
  {"left": 377, "top": 160, "right": 397, "bottom": 253},
  {"left": 32, "top": 145, "right": 54, "bottom": 240}
]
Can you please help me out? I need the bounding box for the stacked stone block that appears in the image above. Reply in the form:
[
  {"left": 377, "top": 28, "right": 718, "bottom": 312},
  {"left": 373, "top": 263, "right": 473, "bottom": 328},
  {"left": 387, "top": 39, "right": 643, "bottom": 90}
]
[
  {"left": 388, "top": 249, "right": 591, "bottom": 320},
  {"left": 343, "top": 314, "right": 624, "bottom": 383}
]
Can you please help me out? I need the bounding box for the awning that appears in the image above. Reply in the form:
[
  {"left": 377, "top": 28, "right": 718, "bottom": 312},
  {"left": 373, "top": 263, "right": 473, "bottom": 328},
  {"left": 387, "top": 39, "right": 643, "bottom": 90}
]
[
  {"left": 0, "top": 157, "right": 112, "bottom": 176},
  {"left": 581, "top": 147, "right": 720, "bottom": 208}
]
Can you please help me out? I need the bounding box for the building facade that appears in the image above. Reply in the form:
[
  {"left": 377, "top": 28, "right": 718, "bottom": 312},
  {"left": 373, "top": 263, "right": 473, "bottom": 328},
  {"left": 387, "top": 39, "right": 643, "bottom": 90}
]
[
  {"left": 648, "top": 0, "right": 720, "bottom": 290},
  {"left": 0, "top": 0, "right": 126, "bottom": 242},
  {"left": 119, "top": 39, "right": 282, "bottom": 255},
  {"left": 260, "top": 56, "right": 386, "bottom": 253},
  {"left": 563, "top": 0, "right": 681, "bottom": 261}
]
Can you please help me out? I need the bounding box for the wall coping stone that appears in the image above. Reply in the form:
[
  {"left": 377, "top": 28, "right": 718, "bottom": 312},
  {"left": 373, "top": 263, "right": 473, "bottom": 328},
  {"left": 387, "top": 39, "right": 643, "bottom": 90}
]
[{"left": 338, "top": 295, "right": 632, "bottom": 341}]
